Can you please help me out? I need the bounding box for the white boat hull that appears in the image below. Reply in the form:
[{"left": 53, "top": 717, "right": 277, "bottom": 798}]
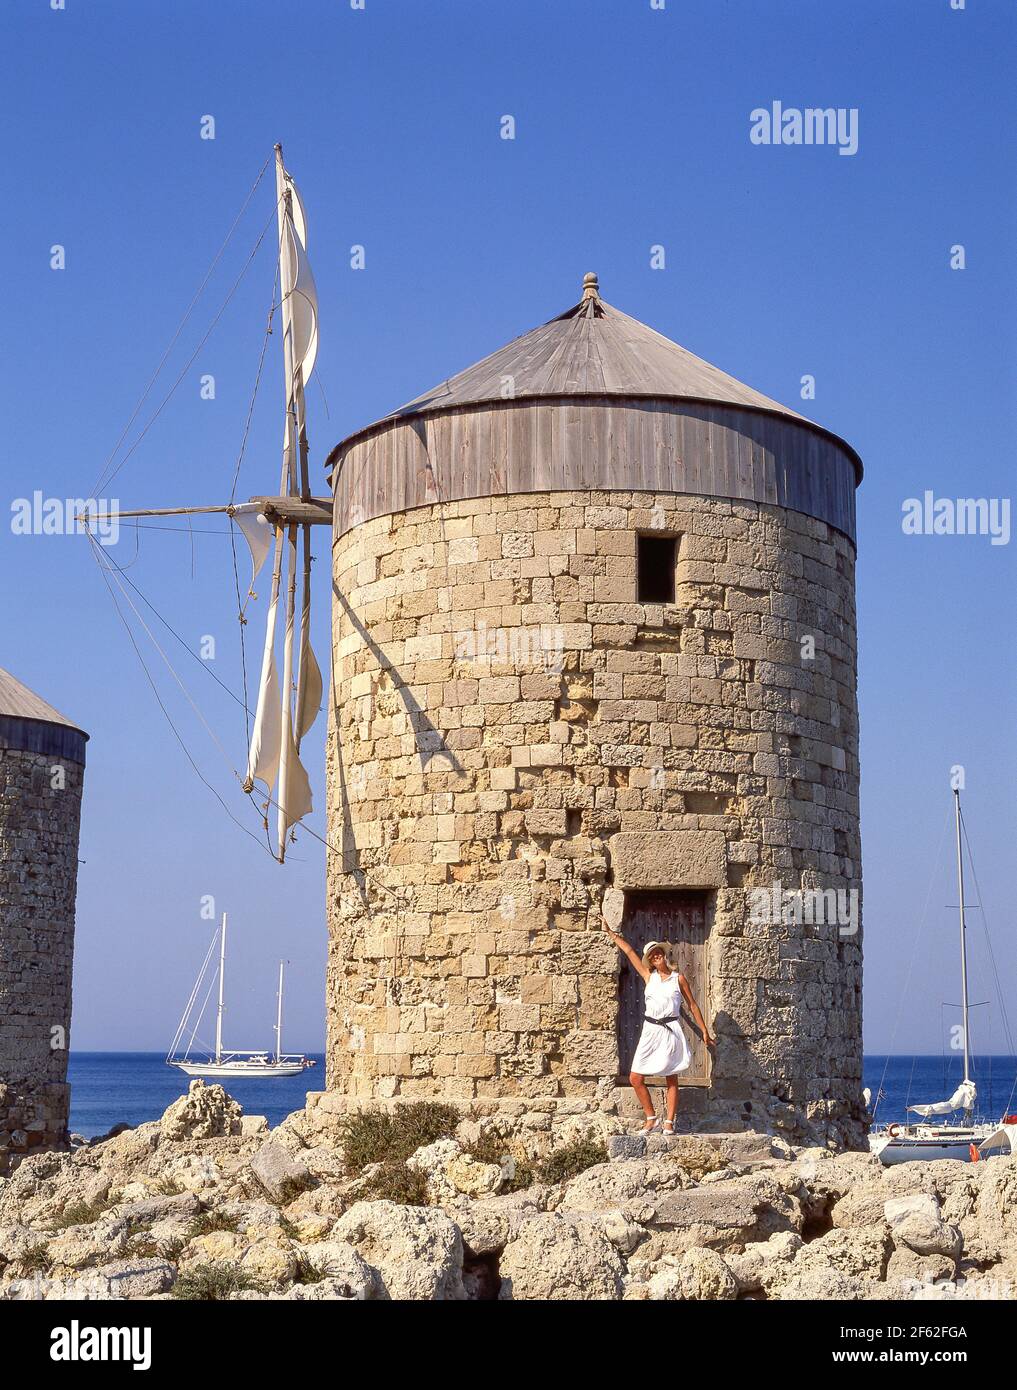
[
  {"left": 169, "top": 1060, "right": 311, "bottom": 1080},
  {"left": 871, "top": 1126, "right": 994, "bottom": 1165}
]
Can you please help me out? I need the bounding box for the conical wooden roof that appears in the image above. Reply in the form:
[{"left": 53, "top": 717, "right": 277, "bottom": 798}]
[
  {"left": 0, "top": 666, "right": 83, "bottom": 731},
  {"left": 391, "top": 281, "right": 808, "bottom": 424}
]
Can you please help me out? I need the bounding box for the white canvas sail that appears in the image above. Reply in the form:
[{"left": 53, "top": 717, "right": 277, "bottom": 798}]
[
  {"left": 242, "top": 146, "right": 321, "bottom": 862},
  {"left": 246, "top": 647, "right": 283, "bottom": 791},
  {"left": 908, "top": 1079, "right": 976, "bottom": 1118},
  {"left": 282, "top": 189, "right": 318, "bottom": 385},
  {"left": 296, "top": 637, "right": 322, "bottom": 740},
  {"left": 230, "top": 502, "right": 273, "bottom": 584},
  {"left": 279, "top": 717, "right": 313, "bottom": 836}
]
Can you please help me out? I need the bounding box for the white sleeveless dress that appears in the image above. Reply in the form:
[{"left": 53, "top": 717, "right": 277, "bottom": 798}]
[{"left": 631, "top": 970, "right": 692, "bottom": 1076}]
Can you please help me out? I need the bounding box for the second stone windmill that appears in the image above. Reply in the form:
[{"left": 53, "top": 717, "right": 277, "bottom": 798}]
[{"left": 97, "top": 160, "right": 865, "bottom": 1148}]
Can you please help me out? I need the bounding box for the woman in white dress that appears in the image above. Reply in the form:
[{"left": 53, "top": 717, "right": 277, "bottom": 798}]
[{"left": 603, "top": 927, "right": 714, "bottom": 1136}]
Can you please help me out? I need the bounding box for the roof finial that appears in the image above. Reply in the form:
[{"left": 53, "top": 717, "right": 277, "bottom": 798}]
[{"left": 582, "top": 271, "right": 599, "bottom": 301}]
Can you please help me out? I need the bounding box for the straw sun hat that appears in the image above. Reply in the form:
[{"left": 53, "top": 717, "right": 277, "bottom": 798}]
[{"left": 640, "top": 940, "right": 677, "bottom": 966}]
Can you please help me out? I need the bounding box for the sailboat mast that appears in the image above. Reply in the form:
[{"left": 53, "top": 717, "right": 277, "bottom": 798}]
[
  {"left": 215, "top": 912, "right": 227, "bottom": 1064},
  {"left": 275, "top": 960, "right": 285, "bottom": 1063},
  {"left": 275, "top": 143, "right": 300, "bottom": 862},
  {"left": 954, "top": 789, "right": 972, "bottom": 1087}
]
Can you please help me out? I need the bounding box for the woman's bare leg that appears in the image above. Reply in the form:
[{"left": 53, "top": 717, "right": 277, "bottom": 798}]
[
  {"left": 664, "top": 1076, "right": 679, "bottom": 1125},
  {"left": 629, "top": 1072, "right": 656, "bottom": 1121}
]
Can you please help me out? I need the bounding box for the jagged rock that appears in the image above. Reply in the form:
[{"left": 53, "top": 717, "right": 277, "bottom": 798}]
[
  {"left": 590, "top": 1208, "right": 646, "bottom": 1255},
  {"left": 796, "top": 1147, "right": 882, "bottom": 1200},
  {"left": 678, "top": 1247, "right": 738, "bottom": 1300},
  {"left": 158, "top": 1153, "right": 225, "bottom": 1194},
  {"left": 116, "top": 1192, "right": 201, "bottom": 1224},
  {"left": 975, "top": 1155, "right": 1017, "bottom": 1254},
  {"left": 885, "top": 1194, "right": 962, "bottom": 1261},
  {"left": 240, "top": 1236, "right": 297, "bottom": 1287},
  {"left": 499, "top": 1213, "right": 624, "bottom": 1301},
  {"left": 46, "top": 1216, "right": 132, "bottom": 1271},
  {"left": 406, "top": 1138, "right": 502, "bottom": 1203},
  {"left": 644, "top": 1132, "right": 786, "bottom": 1170},
  {"left": 334, "top": 1201, "right": 466, "bottom": 1300},
  {"left": 240, "top": 1116, "right": 269, "bottom": 1137},
  {"left": 298, "top": 1240, "right": 377, "bottom": 1298},
  {"left": 92, "top": 1258, "right": 176, "bottom": 1298},
  {"left": 159, "top": 1082, "right": 243, "bottom": 1142},
  {"left": 249, "top": 1141, "right": 312, "bottom": 1202},
  {"left": 0, "top": 1223, "right": 49, "bottom": 1264},
  {"left": 281, "top": 1183, "right": 348, "bottom": 1223},
  {"left": 607, "top": 1135, "right": 646, "bottom": 1162},
  {"left": 456, "top": 1196, "right": 543, "bottom": 1257},
  {"left": 180, "top": 1231, "right": 247, "bottom": 1265},
  {"left": 297, "top": 1145, "right": 347, "bottom": 1183},
  {"left": 726, "top": 1230, "right": 803, "bottom": 1294},
  {"left": 288, "top": 1213, "right": 337, "bottom": 1243},
  {"left": 640, "top": 1172, "right": 803, "bottom": 1258},
  {"left": 557, "top": 1159, "right": 692, "bottom": 1215},
  {"left": 886, "top": 1248, "right": 957, "bottom": 1285},
  {"left": 208, "top": 1200, "right": 284, "bottom": 1236},
  {"left": 775, "top": 1266, "right": 887, "bottom": 1301},
  {"left": 86, "top": 1122, "right": 161, "bottom": 1176},
  {"left": 787, "top": 1224, "right": 891, "bottom": 1283}
]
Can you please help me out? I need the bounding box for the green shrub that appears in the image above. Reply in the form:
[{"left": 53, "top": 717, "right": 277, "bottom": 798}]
[
  {"left": 338, "top": 1101, "right": 461, "bottom": 1173},
  {"left": 502, "top": 1160, "right": 535, "bottom": 1193},
  {"left": 171, "top": 1262, "right": 264, "bottom": 1301},
  {"left": 392, "top": 1101, "right": 461, "bottom": 1154},
  {"left": 536, "top": 1137, "right": 607, "bottom": 1185},
  {"left": 186, "top": 1209, "right": 240, "bottom": 1238},
  {"left": 462, "top": 1134, "right": 534, "bottom": 1192},
  {"left": 359, "top": 1160, "right": 429, "bottom": 1206},
  {"left": 47, "top": 1198, "right": 112, "bottom": 1231},
  {"left": 19, "top": 1242, "right": 52, "bottom": 1274},
  {"left": 293, "top": 1255, "right": 327, "bottom": 1284},
  {"left": 151, "top": 1177, "right": 186, "bottom": 1197}
]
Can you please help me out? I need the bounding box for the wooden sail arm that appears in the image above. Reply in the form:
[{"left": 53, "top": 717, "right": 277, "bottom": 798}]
[
  {"left": 248, "top": 495, "right": 331, "bottom": 526},
  {"left": 75, "top": 496, "right": 332, "bottom": 526}
]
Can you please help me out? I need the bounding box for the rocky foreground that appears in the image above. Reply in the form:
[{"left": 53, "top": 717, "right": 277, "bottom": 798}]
[{"left": 0, "top": 1082, "right": 1013, "bottom": 1301}]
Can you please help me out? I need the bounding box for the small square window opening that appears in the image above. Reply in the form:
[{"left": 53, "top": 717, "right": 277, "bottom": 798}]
[{"left": 637, "top": 535, "right": 677, "bottom": 603}]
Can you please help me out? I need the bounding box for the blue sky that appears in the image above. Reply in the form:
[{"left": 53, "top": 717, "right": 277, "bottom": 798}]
[{"left": 2, "top": 0, "right": 1014, "bottom": 1056}]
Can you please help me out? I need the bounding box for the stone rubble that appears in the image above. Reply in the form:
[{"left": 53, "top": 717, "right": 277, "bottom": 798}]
[{"left": 0, "top": 1080, "right": 1012, "bottom": 1302}]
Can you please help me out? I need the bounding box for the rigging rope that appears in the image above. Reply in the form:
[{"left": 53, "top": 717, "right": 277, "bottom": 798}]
[
  {"left": 871, "top": 804, "right": 952, "bottom": 1122},
  {"left": 96, "top": 197, "right": 282, "bottom": 496},
  {"left": 960, "top": 807, "right": 1017, "bottom": 1115},
  {"left": 166, "top": 922, "right": 219, "bottom": 1062},
  {"left": 228, "top": 263, "right": 280, "bottom": 751},
  {"left": 94, "top": 154, "right": 273, "bottom": 497},
  {"left": 88, "top": 534, "right": 274, "bottom": 857}
]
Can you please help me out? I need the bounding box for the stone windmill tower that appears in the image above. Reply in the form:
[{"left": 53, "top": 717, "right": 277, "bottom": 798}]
[
  {"left": 0, "top": 668, "right": 87, "bottom": 1169},
  {"left": 322, "top": 275, "right": 864, "bottom": 1148}
]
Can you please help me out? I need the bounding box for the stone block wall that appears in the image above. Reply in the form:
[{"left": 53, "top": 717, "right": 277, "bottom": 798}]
[
  {"left": 0, "top": 746, "right": 84, "bottom": 1169},
  {"left": 325, "top": 490, "right": 864, "bottom": 1147}
]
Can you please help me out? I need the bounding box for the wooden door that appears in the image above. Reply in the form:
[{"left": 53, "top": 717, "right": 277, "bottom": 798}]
[{"left": 617, "top": 891, "right": 712, "bottom": 1086}]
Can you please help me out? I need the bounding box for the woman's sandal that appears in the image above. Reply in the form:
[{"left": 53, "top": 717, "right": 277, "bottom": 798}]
[
  {"left": 640, "top": 1117, "right": 661, "bottom": 1134},
  {"left": 662, "top": 1122, "right": 676, "bottom": 1137}
]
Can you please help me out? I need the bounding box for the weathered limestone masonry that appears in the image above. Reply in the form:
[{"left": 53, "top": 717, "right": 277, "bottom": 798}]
[
  {"left": 322, "top": 280, "right": 865, "bottom": 1149},
  {"left": 0, "top": 670, "right": 87, "bottom": 1173}
]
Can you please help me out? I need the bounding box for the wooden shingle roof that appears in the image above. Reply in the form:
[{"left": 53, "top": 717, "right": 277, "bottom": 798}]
[
  {"left": 327, "top": 274, "right": 862, "bottom": 484},
  {"left": 395, "top": 289, "right": 807, "bottom": 421},
  {"left": 0, "top": 667, "right": 83, "bottom": 730}
]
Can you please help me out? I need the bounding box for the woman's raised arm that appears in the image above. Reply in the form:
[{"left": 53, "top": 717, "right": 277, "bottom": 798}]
[{"left": 602, "top": 924, "right": 650, "bottom": 983}]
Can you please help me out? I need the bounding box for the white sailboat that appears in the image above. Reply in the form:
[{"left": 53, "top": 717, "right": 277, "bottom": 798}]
[
  {"left": 167, "top": 913, "right": 315, "bottom": 1080},
  {"left": 870, "top": 789, "right": 1001, "bottom": 1164}
]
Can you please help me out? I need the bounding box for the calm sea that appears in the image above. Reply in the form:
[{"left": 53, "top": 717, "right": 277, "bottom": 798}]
[
  {"left": 67, "top": 1053, "right": 1017, "bottom": 1139},
  {"left": 68, "top": 1052, "right": 327, "bottom": 1138}
]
